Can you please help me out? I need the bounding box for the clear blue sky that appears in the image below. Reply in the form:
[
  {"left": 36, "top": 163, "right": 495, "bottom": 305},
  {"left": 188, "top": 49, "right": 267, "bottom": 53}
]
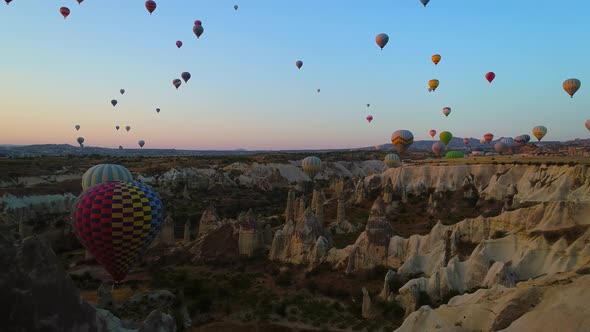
[{"left": 0, "top": 0, "right": 588, "bottom": 150}]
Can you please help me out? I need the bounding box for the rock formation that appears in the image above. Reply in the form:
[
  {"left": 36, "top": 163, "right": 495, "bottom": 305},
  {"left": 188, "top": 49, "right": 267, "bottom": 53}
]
[
  {"left": 379, "top": 269, "right": 397, "bottom": 301},
  {"left": 97, "top": 283, "right": 115, "bottom": 310},
  {"left": 183, "top": 221, "right": 190, "bottom": 243},
  {"left": 197, "top": 205, "right": 221, "bottom": 238},
  {"left": 297, "top": 197, "right": 306, "bottom": 220},
  {"left": 238, "top": 210, "right": 264, "bottom": 257},
  {"left": 284, "top": 189, "right": 295, "bottom": 223},
  {"left": 361, "top": 287, "right": 373, "bottom": 319},
  {"left": 159, "top": 216, "right": 175, "bottom": 246}
]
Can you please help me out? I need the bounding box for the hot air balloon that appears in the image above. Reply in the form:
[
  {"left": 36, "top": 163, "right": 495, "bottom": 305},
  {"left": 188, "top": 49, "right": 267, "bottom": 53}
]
[
  {"left": 439, "top": 131, "right": 452, "bottom": 146},
  {"left": 302, "top": 156, "right": 321, "bottom": 179},
  {"left": 432, "top": 54, "right": 441, "bottom": 65},
  {"left": 485, "top": 72, "right": 495, "bottom": 83},
  {"left": 384, "top": 153, "right": 401, "bottom": 168},
  {"left": 181, "top": 72, "right": 191, "bottom": 83},
  {"left": 173, "top": 79, "right": 182, "bottom": 89},
  {"left": 156, "top": 108, "right": 160, "bottom": 113},
  {"left": 138, "top": 140, "right": 145, "bottom": 148},
  {"left": 586, "top": 119, "right": 590, "bottom": 131},
  {"left": 428, "top": 79, "right": 439, "bottom": 92},
  {"left": 442, "top": 107, "right": 451, "bottom": 117},
  {"left": 463, "top": 138, "right": 469, "bottom": 146},
  {"left": 5, "top": 0, "right": 13, "bottom": 4},
  {"left": 60, "top": 7, "right": 70, "bottom": 19},
  {"left": 116, "top": 126, "right": 120, "bottom": 131},
  {"left": 176, "top": 41, "right": 183, "bottom": 48},
  {"left": 514, "top": 135, "right": 523, "bottom": 145},
  {"left": 76, "top": 137, "right": 84, "bottom": 147},
  {"left": 74, "top": 181, "right": 164, "bottom": 282},
  {"left": 420, "top": 0, "right": 430, "bottom": 6},
  {"left": 367, "top": 104, "right": 370, "bottom": 108},
  {"left": 125, "top": 126, "right": 131, "bottom": 132},
  {"left": 375, "top": 33, "right": 389, "bottom": 50},
  {"left": 234, "top": 5, "right": 238, "bottom": 10},
  {"left": 432, "top": 142, "right": 445, "bottom": 157},
  {"left": 483, "top": 133, "right": 494, "bottom": 143},
  {"left": 495, "top": 142, "right": 507, "bottom": 154},
  {"left": 145, "top": 0, "right": 156, "bottom": 15},
  {"left": 445, "top": 151, "right": 464, "bottom": 159},
  {"left": 194, "top": 20, "right": 202, "bottom": 26},
  {"left": 119, "top": 145, "right": 124, "bottom": 150},
  {"left": 77, "top": 0, "right": 83, "bottom": 4},
  {"left": 193, "top": 25, "right": 204, "bottom": 38},
  {"left": 563, "top": 79, "right": 581, "bottom": 98},
  {"left": 391, "top": 130, "right": 414, "bottom": 155},
  {"left": 111, "top": 100, "right": 118, "bottom": 107},
  {"left": 500, "top": 137, "right": 515, "bottom": 145},
  {"left": 429, "top": 129, "right": 436, "bottom": 138},
  {"left": 317, "top": 89, "right": 320, "bottom": 93},
  {"left": 296, "top": 60, "right": 303, "bottom": 69},
  {"left": 366, "top": 115, "right": 373, "bottom": 123},
  {"left": 375, "top": 145, "right": 381, "bottom": 151},
  {"left": 75, "top": 125, "right": 80, "bottom": 131},
  {"left": 521, "top": 134, "right": 531, "bottom": 143},
  {"left": 81, "top": 164, "right": 134, "bottom": 191},
  {"left": 120, "top": 89, "right": 125, "bottom": 95},
  {"left": 532, "top": 126, "right": 547, "bottom": 142}
]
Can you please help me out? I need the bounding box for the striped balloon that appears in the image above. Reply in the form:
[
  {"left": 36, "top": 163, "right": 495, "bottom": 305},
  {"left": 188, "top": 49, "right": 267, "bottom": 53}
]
[
  {"left": 391, "top": 130, "right": 414, "bottom": 155},
  {"left": 445, "top": 151, "right": 465, "bottom": 159},
  {"left": 74, "top": 181, "right": 164, "bottom": 281},
  {"left": 302, "top": 156, "right": 321, "bottom": 179},
  {"left": 563, "top": 78, "right": 581, "bottom": 98},
  {"left": 483, "top": 133, "right": 494, "bottom": 143},
  {"left": 384, "top": 153, "right": 401, "bottom": 168},
  {"left": 82, "top": 164, "right": 133, "bottom": 191}
]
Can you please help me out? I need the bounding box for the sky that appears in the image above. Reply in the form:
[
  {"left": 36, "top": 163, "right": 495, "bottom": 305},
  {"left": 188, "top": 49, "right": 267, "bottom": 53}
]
[{"left": 0, "top": 0, "right": 589, "bottom": 150}]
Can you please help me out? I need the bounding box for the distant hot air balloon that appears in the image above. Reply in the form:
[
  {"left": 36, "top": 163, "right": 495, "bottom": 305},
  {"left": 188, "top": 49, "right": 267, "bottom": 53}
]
[
  {"left": 317, "top": 89, "right": 320, "bottom": 93},
  {"left": 463, "top": 138, "right": 469, "bottom": 146},
  {"left": 532, "top": 126, "right": 547, "bottom": 142},
  {"left": 81, "top": 164, "right": 133, "bottom": 191},
  {"left": 366, "top": 115, "right": 373, "bottom": 123},
  {"left": 234, "top": 5, "right": 238, "bottom": 10},
  {"left": 173, "top": 79, "right": 182, "bottom": 89},
  {"left": 485, "top": 72, "right": 495, "bottom": 83},
  {"left": 429, "top": 129, "right": 436, "bottom": 138},
  {"left": 60, "top": 7, "right": 70, "bottom": 19},
  {"left": 384, "top": 153, "right": 401, "bottom": 168},
  {"left": 432, "top": 54, "right": 441, "bottom": 65},
  {"left": 120, "top": 89, "right": 125, "bottom": 95},
  {"left": 145, "top": 0, "right": 156, "bottom": 15},
  {"left": 483, "top": 133, "right": 494, "bottom": 143},
  {"left": 75, "top": 125, "right": 80, "bottom": 131},
  {"left": 445, "top": 151, "right": 465, "bottom": 159},
  {"left": 156, "top": 108, "right": 160, "bottom": 113},
  {"left": 391, "top": 130, "right": 414, "bottom": 155},
  {"left": 439, "top": 131, "right": 453, "bottom": 146},
  {"left": 302, "top": 156, "right": 321, "bottom": 179},
  {"left": 431, "top": 142, "right": 445, "bottom": 157},
  {"left": 428, "top": 79, "right": 439, "bottom": 92},
  {"left": 138, "top": 140, "right": 145, "bottom": 148},
  {"left": 77, "top": 0, "right": 84, "bottom": 4},
  {"left": 495, "top": 142, "right": 507, "bottom": 154},
  {"left": 296, "top": 60, "right": 303, "bottom": 69},
  {"left": 193, "top": 24, "right": 204, "bottom": 38},
  {"left": 5, "top": 0, "right": 13, "bottom": 4},
  {"left": 181, "top": 72, "right": 191, "bottom": 83},
  {"left": 563, "top": 79, "right": 581, "bottom": 98},
  {"left": 521, "top": 134, "right": 531, "bottom": 144},
  {"left": 586, "top": 119, "right": 590, "bottom": 131},
  {"left": 76, "top": 137, "right": 84, "bottom": 147},
  {"left": 442, "top": 107, "right": 451, "bottom": 117},
  {"left": 420, "top": 0, "right": 430, "bottom": 6},
  {"left": 115, "top": 125, "right": 120, "bottom": 131},
  {"left": 194, "top": 20, "right": 202, "bottom": 26},
  {"left": 119, "top": 145, "right": 124, "bottom": 150},
  {"left": 367, "top": 104, "right": 370, "bottom": 108},
  {"left": 74, "top": 181, "right": 164, "bottom": 281},
  {"left": 176, "top": 41, "right": 183, "bottom": 48},
  {"left": 375, "top": 33, "right": 389, "bottom": 50},
  {"left": 111, "top": 100, "right": 118, "bottom": 107},
  {"left": 125, "top": 126, "right": 131, "bottom": 132},
  {"left": 375, "top": 145, "right": 381, "bottom": 151}
]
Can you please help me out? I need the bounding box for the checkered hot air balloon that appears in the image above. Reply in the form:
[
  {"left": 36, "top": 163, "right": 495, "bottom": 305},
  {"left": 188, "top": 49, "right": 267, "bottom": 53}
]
[
  {"left": 74, "top": 181, "right": 164, "bottom": 282},
  {"left": 81, "top": 164, "right": 133, "bottom": 191}
]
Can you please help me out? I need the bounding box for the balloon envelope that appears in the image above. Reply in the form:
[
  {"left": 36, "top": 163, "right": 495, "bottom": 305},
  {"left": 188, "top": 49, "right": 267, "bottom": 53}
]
[
  {"left": 74, "top": 181, "right": 164, "bottom": 281},
  {"left": 145, "top": 0, "right": 157, "bottom": 14},
  {"left": 116, "top": 126, "right": 120, "bottom": 130},
  {"left": 375, "top": 33, "right": 389, "bottom": 50},
  {"left": 432, "top": 54, "right": 441, "bottom": 65},
  {"left": 125, "top": 126, "right": 131, "bottom": 132},
  {"left": 366, "top": 115, "right": 373, "bottom": 123},
  {"left": 495, "top": 142, "right": 507, "bottom": 153},
  {"left": 429, "top": 129, "right": 436, "bottom": 138},
  {"left": 173, "top": 79, "right": 182, "bottom": 89},
  {"left": 138, "top": 140, "right": 145, "bottom": 148},
  {"left": 193, "top": 25, "right": 204, "bottom": 38},
  {"left": 111, "top": 100, "right": 118, "bottom": 107},
  {"left": 586, "top": 119, "right": 590, "bottom": 131},
  {"left": 75, "top": 125, "right": 80, "bottom": 131},
  {"left": 445, "top": 151, "right": 465, "bottom": 159},
  {"left": 156, "top": 108, "right": 160, "bottom": 113},
  {"left": 194, "top": 20, "right": 202, "bottom": 26},
  {"left": 302, "top": 156, "right": 321, "bottom": 179},
  {"left": 439, "top": 131, "right": 453, "bottom": 146},
  {"left": 532, "top": 126, "right": 547, "bottom": 142},
  {"left": 463, "top": 138, "right": 469, "bottom": 145},
  {"left": 483, "top": 133, "right": 494, "bottom": 143},
  {"left": 384, "top": 153, "right": 401, "bottom": 168},
  {"left": 420, "top": 0, "right": 430, "bottom": 6},
  {"left": 234, "top": 5, "right": 238, "bottom": 10},
  {"left": 176, "top": 41, "right": 183, "bottom": 48},
  {"left": 60, "top": 7, "right": 70, "bottom": 19},
  {"left": 428, "top": 79, "right": 439, "bottom": 91},
  {"left": 485, "top": 72, "right": 495, "bottom": 83},
  {"left": 82, "top": 164, "right": 133, "bottom": 191},
  {"left": 391, "top": 130, "right": 414, "bottom": 155},
  {"left": 296, "top": 60, "right": 303, "bottom": 69},
  {"left": 432, "top": 142, "right": 445, "bottom": 157},
  {"left": 563, "top": 78, "right": 581, "bottom": 98},
  {"left": 181, "top": 72, "right": 191, "bottom": 83},
  {"left": 76, "top": 137, "right": 84, "bottom": 145},
  {"left": 120, "top": 89, "right": 125, "bottom": 95},
  {"left": 442, "top": 107, "right": 451, "bottom": 117}
]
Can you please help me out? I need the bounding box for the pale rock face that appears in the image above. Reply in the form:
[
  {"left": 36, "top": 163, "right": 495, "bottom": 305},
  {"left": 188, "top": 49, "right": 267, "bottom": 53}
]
[
  {"left": 197, "top": 206, "right": 221, "bottom": 238},
  {"left": 159, "top": 216, "right": 175, "bottom": 246},
  {"left": 361, "top": 287, "right": 373, "bottom": 319},
  {"left": 1, "top": 193, "right": 78, "bottom": 225},
  {"left": 238, "top": 211, "right": 263, "bottom": 257},
  {"left": 379, "top": 269, "right": 397, "bottom": 301}
]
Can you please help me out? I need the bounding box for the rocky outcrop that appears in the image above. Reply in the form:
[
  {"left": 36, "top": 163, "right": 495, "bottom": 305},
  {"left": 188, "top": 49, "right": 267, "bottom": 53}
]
[
  {"left": 238, "top": 210, "right": 264, "bottom": 257},
  {"left": 197, "top": 206, "right": 221, "bottom": 238},
  {"left": 190, "top": 222, "right": 239, "bottom": 262},
  {"left": 158, "top": 216, "right": 175, "bottom": 246},
  {"left": 361, "top": 287, "right": 373, "bottom": 319}
]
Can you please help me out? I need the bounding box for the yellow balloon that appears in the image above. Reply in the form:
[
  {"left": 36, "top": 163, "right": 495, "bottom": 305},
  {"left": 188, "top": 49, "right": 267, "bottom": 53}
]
[
  {"left": 563, "top": 78, "right": 581, "bottom": 98},
  {"left": 432, "top": 54, "right": 441, "bottom": 65},
  {"left": 428, "top": 79, "right": 439, "bottom": 91}
]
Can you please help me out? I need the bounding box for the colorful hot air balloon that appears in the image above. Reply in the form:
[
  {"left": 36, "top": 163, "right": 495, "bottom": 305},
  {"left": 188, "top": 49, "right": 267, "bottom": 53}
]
[
  {"left": 194, "top": 20, "right": 202, "bottom": 26},
  {"left": 138, "top": 140, "right": 145, "bottom": 148},
  {"left": 111, "top": 100, "right": 118, "bottom": 107},
  {"left": 173, "top": 79, "right": 182, "bottom": 89},
  {"left": 439, "top": 131, "right": 453, "bottom": 146},
  {"left": 445, "top": 151, "right": 465, "bottom": 159},
  {"left": 384, "top": 153, "right": 401, "bottom": 168},
  {"left": 60, "top": 7, "right": 70, "bottom": 19},
  {"left": 176, "top": 41, "right": 183, "bottom": 48},
  {"left": 302, "top": 156, "right": 321, "bottom": 179},
  {"left": 125, "top": 126, "right": 131, "bottom": 132},
  {"left": 532, "top": 126, "right": 547, "bottom": 142},
  {"left": 375, "top": 33, "right": 389, "bottom": 50},
  {"left": 156, "top": 108, "right": 160, "bottom": 113},
  {"left": 181, "top": 72, "right": 191, "bottom": 83},
  {"left": 586, "top": 119, "right": 590, "bottom": 131},
  {"left": 432, "top": 142, "right": 445, "bottom": 157},
  {"left": 234, "top": 5, "right": 238, "bottom": 10},
  {"left": 366, "top": 115, "right": 373, "bottom": 123},
  {"left": 76, "top": 137, "right": 84, "bottom": 147},
  {"left": 483, "top": 133, "right": 494, "bottom": 143},
  {"left": 463, "top": 138, "right": 469, "bottom": 146},
  {"left": 432, "top": 54, "right": 441, "bottom": 65},
  {"left": 521, "top": 134, "right": 531, "bottom": 143},
  {"left": 428, "top": 79, "right": 439, "bottom": 92},
  {"left": 296, "top": 60, "right": 303, "bottom": 69},
  {"left": 77, "top": 0, "right": 83, "bottom": 4},
  {"left": 563, "top": 79, "right": 581, "bottom": 98},
  {"left": 391, "top": 130, "right": 414, "bottom": 155},
  {"left": 193, "top": 24, "right": 204, "bottom": 38},
  {"left": 429, "top": 129, "right": 436, "bottom": 138},
  {"left": 442, "top": 107, "right": 451, "bottom": 117},
  {"left": 120, "top": 89, "right": 125, "bottom": 95},
  {"left": 145, "top": 0, "right": 156, "bottom": 15},
  {"left": 81, "top": 164, "right": 133, "bottom": 191},
  {"left": 485, "top": 72, "right": 495, "bottom": 83},
  {"left": 420, "top": 0, "right": 430, "bottom": 6},
  {"left": 75, "top": 125, "right": 80, "bottom": 131},
  {"left": 495, "top": 142, "right": 507, "bottom": 154},
  {"left": 74, "top": 181, "right": 164, "bottom": 281},
  {"left": 116, "top": 125, "right": 120, "bottom": 131}
]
